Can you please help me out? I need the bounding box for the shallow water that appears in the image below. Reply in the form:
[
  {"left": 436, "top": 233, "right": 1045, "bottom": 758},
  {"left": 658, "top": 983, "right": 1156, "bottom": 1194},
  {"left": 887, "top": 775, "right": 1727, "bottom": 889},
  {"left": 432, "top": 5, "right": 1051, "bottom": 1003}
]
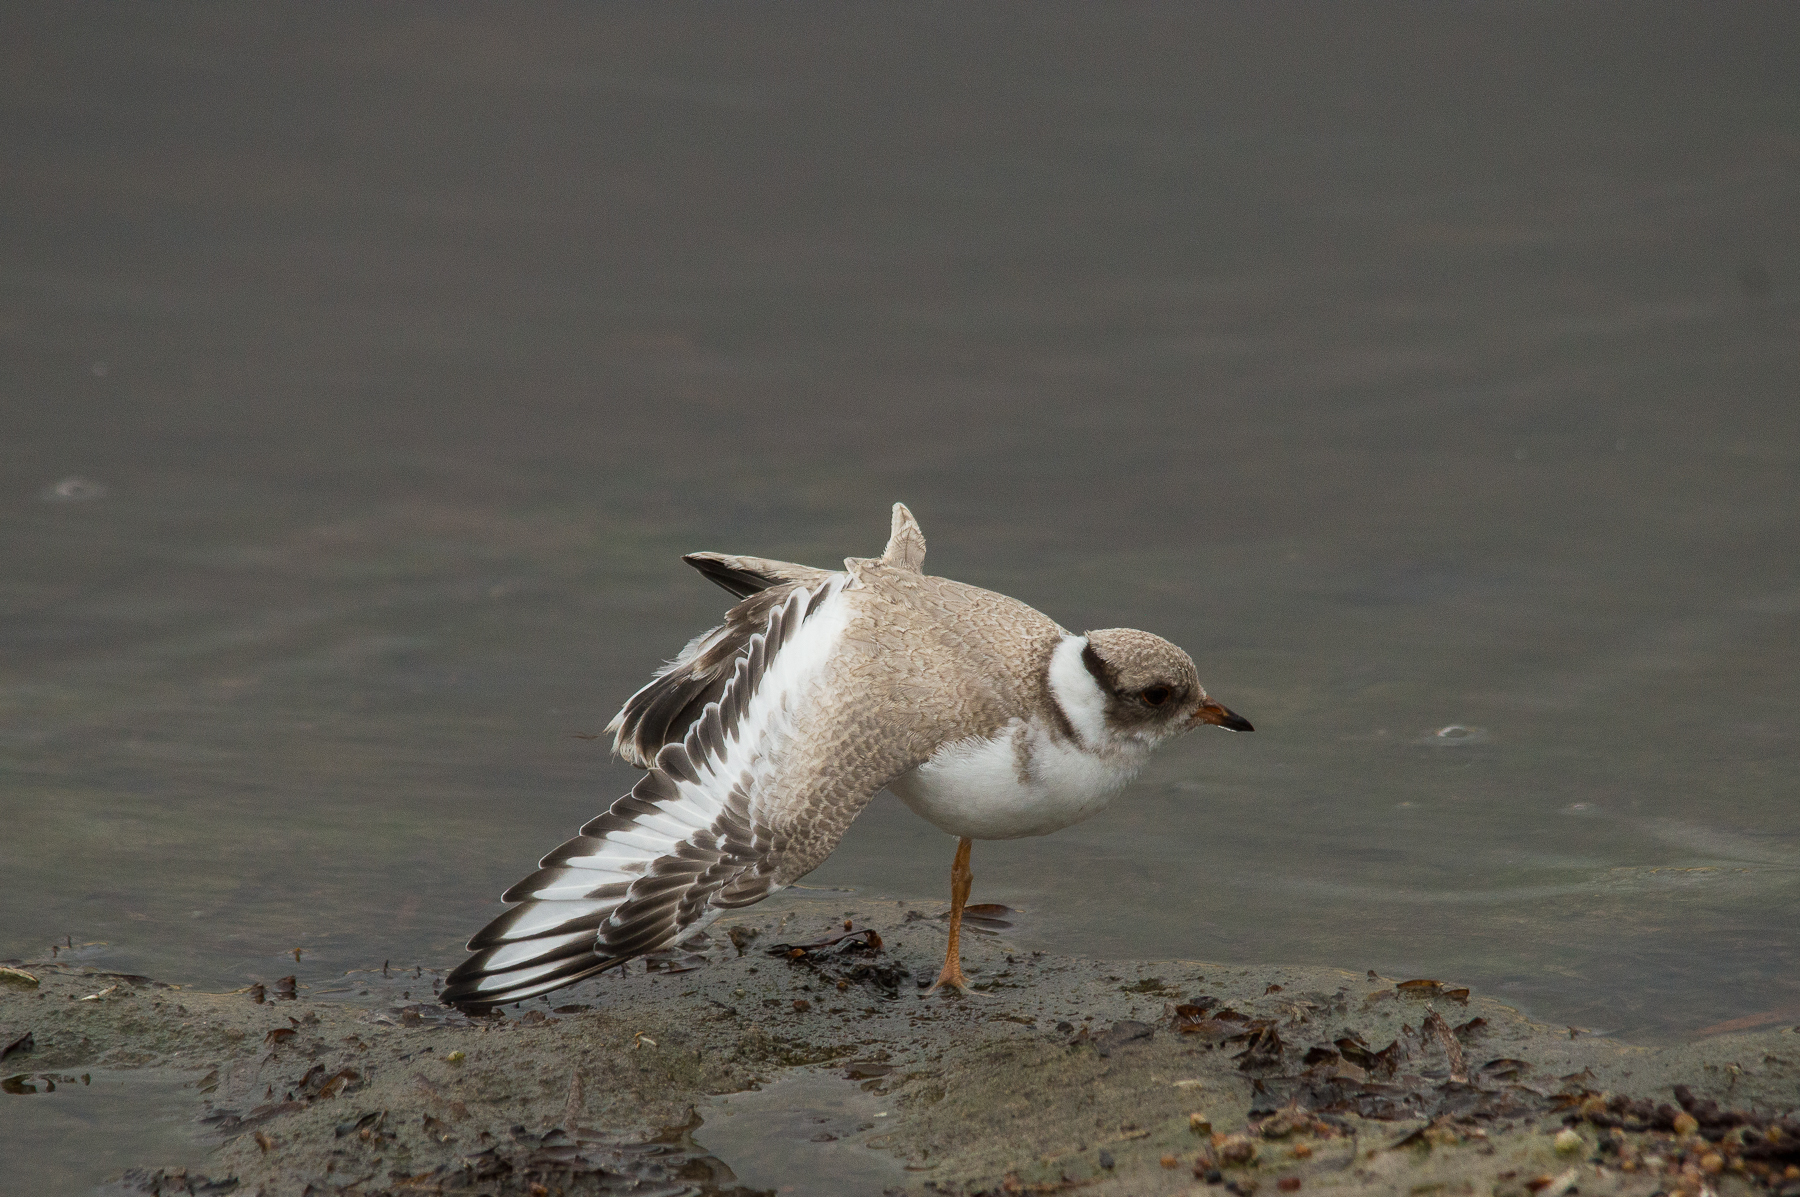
[
  {"left": 4, "top": 1, "right": 1798, "bottom": 1110},
  {"left": 0, "top": 1068, "right": 213, "bottom": 1192}
]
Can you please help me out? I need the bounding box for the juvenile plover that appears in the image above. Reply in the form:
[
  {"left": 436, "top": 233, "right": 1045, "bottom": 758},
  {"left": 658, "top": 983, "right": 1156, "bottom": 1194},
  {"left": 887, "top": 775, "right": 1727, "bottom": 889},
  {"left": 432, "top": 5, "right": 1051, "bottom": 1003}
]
[{"left": 441, "top": 504, "right": 1251, "bottom": 1009}]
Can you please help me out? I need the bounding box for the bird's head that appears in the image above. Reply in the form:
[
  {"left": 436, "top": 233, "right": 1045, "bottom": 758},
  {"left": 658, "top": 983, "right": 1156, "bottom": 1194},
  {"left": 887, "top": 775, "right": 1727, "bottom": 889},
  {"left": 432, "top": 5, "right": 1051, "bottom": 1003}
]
[{"left": 1078, "top": 628, "right": 1254, "bottom": 747}]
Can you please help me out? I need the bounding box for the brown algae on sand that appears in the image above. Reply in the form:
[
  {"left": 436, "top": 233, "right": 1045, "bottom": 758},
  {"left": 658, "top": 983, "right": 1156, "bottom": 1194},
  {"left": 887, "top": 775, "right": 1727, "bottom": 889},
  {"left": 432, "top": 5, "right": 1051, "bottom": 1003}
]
[{"left": 2, "top": 894, "right": 1797, "bottom": 1196}]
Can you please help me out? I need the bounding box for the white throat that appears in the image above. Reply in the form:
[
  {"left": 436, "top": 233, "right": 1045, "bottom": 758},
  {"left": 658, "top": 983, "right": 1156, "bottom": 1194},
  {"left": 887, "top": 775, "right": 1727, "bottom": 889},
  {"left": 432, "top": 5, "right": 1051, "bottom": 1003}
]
[{"left": 1047, "top": 634, "right": 1109, "bottom": 749}]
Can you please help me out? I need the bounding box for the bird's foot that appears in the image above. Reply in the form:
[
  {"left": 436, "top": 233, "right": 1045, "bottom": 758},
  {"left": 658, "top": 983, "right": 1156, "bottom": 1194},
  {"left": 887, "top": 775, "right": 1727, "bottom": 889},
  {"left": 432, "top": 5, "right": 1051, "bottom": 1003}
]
[{"left": 923, "top": 963, "right": 994, "bottom": 999}]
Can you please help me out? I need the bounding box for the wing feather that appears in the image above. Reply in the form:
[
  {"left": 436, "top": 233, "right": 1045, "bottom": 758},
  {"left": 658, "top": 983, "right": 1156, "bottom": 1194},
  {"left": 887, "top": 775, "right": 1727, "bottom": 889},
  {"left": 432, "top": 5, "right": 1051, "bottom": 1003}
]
[
  {"left": 682, "top": 552, "right": 837, "bottom": 600},
  {"left": 605, "top": 582, "right": 799, "bottom": 768},
  {"left": 442, "top": 573, "right": 887, "bottom": 1012}
]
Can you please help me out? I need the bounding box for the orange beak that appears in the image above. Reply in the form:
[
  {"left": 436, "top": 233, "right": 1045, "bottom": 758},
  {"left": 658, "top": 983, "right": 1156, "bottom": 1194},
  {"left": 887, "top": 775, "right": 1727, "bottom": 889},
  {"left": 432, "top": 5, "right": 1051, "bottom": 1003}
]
[{"left": 1190, "top": 697, "right": 1254, "bottom": 732}]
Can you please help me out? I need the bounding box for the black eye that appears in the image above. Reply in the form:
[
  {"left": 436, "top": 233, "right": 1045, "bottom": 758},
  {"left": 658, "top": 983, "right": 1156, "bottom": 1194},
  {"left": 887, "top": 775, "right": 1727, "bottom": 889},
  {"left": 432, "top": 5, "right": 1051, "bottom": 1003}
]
[{"left": 1141, "top": 686, "right": 1171, "bottom": 707}]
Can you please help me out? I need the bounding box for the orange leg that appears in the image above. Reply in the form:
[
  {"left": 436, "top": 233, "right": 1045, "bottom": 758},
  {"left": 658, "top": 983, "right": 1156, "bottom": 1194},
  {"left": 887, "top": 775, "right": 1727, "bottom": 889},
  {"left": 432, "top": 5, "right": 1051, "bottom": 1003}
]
[{"left": 929, "top": 837, "right": 974, "bottom": 993}]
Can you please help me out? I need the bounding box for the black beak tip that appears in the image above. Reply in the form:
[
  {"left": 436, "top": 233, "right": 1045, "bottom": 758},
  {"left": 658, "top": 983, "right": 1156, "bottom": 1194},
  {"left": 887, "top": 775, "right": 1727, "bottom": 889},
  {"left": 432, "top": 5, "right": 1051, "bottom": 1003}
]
[{"left": 1220, "top": 710, "right": 1254, "bottom": 733}]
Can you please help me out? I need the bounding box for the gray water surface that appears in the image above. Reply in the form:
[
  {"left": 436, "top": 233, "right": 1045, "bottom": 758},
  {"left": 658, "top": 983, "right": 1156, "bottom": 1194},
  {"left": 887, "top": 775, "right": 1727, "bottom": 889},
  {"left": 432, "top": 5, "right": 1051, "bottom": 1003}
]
[
  {"left": 4, "top": 3, "right": 1798, "bottom": 1071},
  {"left": 0, "top": 1069, "right": 214, "bottom": 1193}
]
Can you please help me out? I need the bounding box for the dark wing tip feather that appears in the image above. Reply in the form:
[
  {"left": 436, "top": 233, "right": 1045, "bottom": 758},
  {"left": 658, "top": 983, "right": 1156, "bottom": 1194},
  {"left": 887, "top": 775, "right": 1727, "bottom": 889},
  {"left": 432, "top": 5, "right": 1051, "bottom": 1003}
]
[
  {"left": 441, "top": 953, "right": 616, "bottom": 1011},
  {"left": 440, "top": 909, "right": 616, "bottom": 1010},
  {"left": 617, "top": 671, "right": 728, "bottom": 769},
  {"left": 683, "top": 554, "right": 776, "bottom": 599},
  {"left": 655, "top": 742, "right": 703, "bottom": 785}
]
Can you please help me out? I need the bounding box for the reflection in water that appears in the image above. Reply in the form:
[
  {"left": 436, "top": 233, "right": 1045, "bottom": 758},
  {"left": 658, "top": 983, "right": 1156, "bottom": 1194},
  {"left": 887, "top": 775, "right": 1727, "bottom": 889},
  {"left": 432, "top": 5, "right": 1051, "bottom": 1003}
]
[{"left": 2, "top": 1, "right": 1796, "bottom": 1078}]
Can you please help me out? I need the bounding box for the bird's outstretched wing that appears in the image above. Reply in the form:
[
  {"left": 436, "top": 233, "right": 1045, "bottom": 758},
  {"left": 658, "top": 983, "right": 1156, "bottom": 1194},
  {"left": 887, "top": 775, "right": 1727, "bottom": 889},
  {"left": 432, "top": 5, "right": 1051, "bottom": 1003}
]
[{"left": 442, "top": 574, "right": 874, "bottom": 1011}]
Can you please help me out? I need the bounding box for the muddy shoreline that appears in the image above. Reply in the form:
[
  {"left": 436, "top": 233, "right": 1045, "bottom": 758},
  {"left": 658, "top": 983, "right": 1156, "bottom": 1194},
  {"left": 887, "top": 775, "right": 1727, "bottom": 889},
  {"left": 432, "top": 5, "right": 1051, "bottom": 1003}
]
[{"left": 4, "top": 894, "right": 1798, "bottom": 1196}]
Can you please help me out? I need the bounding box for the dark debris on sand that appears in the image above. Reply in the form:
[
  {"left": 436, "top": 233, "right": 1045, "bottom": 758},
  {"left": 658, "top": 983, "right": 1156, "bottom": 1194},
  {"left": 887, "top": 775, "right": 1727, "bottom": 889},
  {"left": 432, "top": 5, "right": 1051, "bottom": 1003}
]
[{"left": 8, "top": 898, "right": 1800, "bottom": 1197}]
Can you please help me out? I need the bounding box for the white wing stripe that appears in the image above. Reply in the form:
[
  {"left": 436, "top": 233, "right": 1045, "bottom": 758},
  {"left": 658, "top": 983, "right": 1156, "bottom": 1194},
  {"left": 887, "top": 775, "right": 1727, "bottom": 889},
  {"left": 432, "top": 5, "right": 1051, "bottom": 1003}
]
[
  {"left": 512, "top": 879, "right": 623, "bottom": 901},
  {"left": 483, "top": 899, "right": 616, "bottom": 941},
  {"left": 466, "top": 954, "right": 583, "bottom": 994},
  {"left": 481, "top": 931, "right": 596, "bottom": 970}
]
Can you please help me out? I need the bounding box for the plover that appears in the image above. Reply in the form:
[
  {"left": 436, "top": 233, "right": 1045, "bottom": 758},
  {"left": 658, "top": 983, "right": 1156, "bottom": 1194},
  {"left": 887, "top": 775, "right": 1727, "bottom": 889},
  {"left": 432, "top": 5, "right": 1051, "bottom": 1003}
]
[{"left": 441, "top": 504, "right": 1251, "bottom": 1010}]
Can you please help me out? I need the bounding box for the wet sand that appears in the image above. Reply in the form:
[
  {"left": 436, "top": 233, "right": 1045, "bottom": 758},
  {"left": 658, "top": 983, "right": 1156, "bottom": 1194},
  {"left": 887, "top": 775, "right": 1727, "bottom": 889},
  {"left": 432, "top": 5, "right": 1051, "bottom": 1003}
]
[{"left": 4, "top": 894, "right": 1797, "bottom": 1196}]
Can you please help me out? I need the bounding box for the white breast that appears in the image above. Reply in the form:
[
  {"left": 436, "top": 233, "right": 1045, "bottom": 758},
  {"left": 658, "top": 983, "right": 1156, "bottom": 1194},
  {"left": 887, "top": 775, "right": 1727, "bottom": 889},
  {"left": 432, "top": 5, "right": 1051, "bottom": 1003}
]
[
  {"left": 888, "top": 718, "right": 1145, "bottom": 839},
  {"left": 887, "top": 633, "right": 1151, "bottom": 840}
]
